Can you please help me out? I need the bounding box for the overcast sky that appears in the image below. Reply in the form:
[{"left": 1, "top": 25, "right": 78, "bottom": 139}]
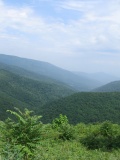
[{"left": 0, "top": 0, "right": 120, "bottom": 75}]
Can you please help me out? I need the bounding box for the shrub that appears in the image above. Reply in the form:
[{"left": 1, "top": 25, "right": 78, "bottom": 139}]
[
  {"left": 52, "top": 114, "right": 74, "bottom": 140},
  {"left": 81, "top": 121, "right": 120, "bottom": 151},
  {"left": 1, "top": 108, "right": 43, "bottom": 160}
]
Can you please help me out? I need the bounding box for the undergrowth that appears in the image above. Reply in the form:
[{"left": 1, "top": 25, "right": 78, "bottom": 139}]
[{"left": 0, "top": 108, "right": 120, "bottom": 160}]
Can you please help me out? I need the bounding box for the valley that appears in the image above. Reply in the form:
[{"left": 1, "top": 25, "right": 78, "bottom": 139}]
[
  {"left": 0, "top": 54, "right": 120, "bottom": 123},
  {"left": 0, "top": 54, "right": 120, "bottom": 160}
]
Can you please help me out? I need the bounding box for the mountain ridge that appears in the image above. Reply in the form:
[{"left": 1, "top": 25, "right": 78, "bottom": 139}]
[
  {"left": 93, "top": 80, "right": 120, "bottom": 92},
  {"left": 40, "top": 92, "right": 120, "bottom": 124},
  {"left": 0, "top": 54, "right": 120, "bottom": 124},
  {"left": 74, "top": 71, "right": 120, "bottom": 84},
  {"left": 0, "top": 54, "right": 103, "bottom": 91},
  {"left": 0, "top": 68, "right": 74, "bottom": 120}
]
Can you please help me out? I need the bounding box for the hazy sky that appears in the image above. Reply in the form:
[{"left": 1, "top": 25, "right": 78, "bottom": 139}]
[{"left": 0, "top": 0, "right": 120, "bottom": 75}]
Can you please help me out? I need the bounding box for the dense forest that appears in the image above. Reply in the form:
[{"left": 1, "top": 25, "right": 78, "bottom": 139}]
[
  {"left": 1, "top": 69, "right": 120, "bottom": 124},
  {"left": 40, "top": 92, "right": 120, "bottom": 124},
  {"left": 0, "top": 69, "right": 74, "bottom": 120},
  {"left": 0, "top": 57, "right": 120, "bottom": 124}
]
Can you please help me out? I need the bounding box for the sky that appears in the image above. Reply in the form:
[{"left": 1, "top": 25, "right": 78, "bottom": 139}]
[{"left": 0, "top": 0, "right": 120, "bottom": 75}]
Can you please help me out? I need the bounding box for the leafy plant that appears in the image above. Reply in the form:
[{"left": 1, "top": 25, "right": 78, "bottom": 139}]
[
  {"left": 1, "top": 108, "right": 43, "bottom": 159},
  {"left": 52, "top": 114, "right": 74, "bottom": 140},
  {"left": 100, "top": 121, "right": 114, "bottom": 137},
  {"left": 81, "top": 121, "right": 120, "bottom": 151},
  {"left": 0, "top": 111, "right": 120, "bottom": 160}
]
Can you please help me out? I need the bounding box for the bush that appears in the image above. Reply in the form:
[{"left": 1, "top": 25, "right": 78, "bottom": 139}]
[
  {"left": 52, "top": 114, "right": 74, "bottom": 140},
  {"left": 1, "top": 108, "right": 43, "bottom": 160},
  {"left": 81, "top": 121, "right": 120, "bottom": 151}
]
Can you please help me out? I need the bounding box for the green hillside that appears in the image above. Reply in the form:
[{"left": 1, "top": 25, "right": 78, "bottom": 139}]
[
  {"left": 0, "top": 62, "right": 70, "bottom": 86},
  {"left": 0, "top": 55, "right": 120, "bottom": 125},
  {"left": 93, "top": 81, "right": 120, "bottom": 92},
  {"left": 0, "top": 91, "right": 29, "bottom": 120},
  {"left": 40, "top": 92, "right": 120, "bottom": 124},
  {"left": 0, "top": 54, "right": 102, "bottom": 91},
  {"left": 0, "top": 69, "right": 74, "bottom": 120}
]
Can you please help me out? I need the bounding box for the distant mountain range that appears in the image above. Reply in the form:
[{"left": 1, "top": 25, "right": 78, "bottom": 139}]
[
  {"left": 0, "top": 54, "right": 120, "bottom": 123},
  {"left": 74, "top": 72, "right": 120, "bottom": 84},
  {"left": 0, "top": 54, "right": 103, "bottom": 91}
]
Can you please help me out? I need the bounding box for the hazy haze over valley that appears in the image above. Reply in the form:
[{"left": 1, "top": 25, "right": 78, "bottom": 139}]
[{"left": 0, "top": 0, "right": 120, "bottom": 76}]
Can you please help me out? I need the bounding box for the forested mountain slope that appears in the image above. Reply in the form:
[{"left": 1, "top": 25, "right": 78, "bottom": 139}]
[
  {"left": 0, "top": 69, "right": 74, "bottom": 120},
  {"left": 0, "top": 54, "right": 102, "bottom": 91},
  {"left": 40, "top": 92, "right": 120, "bottom": 124},
  {"left": 93, "top": 81, "right": 120, "bottom": 92},
  {"left": 0, "top": 62, "right": 73, "bottom": 87}
]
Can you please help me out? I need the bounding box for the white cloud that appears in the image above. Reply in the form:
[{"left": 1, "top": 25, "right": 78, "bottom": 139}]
[{"left": 0, "top": 0, "right": 120, "bottom": 73}]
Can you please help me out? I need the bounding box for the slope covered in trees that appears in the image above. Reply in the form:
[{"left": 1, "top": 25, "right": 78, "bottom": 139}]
[
  {"left": 40, "top": 92, "right": 120, "bottom": 124},
  {"left": 0, "top": 69, "right": 74, "bottom": 120},
  {"left": 0, "top": 62, "right": 71, "bottom": 86},
  {"left": 1, "top": 67, "right": 120, "bottom": 124},
  {"left": 93, "top": 81, "right": 120, "bottom": 92},
  {"left": 0, "top": 54, "right": 102, "bottom": 91}
]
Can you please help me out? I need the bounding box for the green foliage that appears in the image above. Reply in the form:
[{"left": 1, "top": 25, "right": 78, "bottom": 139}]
[
  {"left": 1, "top": 108, "right": 43, "bottom": 159},
  {"left": 81, "top": 121, "right": 120, "bottom": 151},
  {"left": 100, "top": 121, "right": 114, "bottom": 137},
  {"left": 52, "top": 114, "right": 68, "bottom": 129},
  {"left": 52, "top": 114, "right": 74, "bottom": 140},
  {"left": 1, "top": 61, "right": 120, "bottom": 125},
  {"left": 0, "top": 112, "right": 120, "bottom": 160},
  {"left": 41, "top": 92, "right": 120, "bottom": 124},
  {"left": 0, "top": 69, "right": 74, "bottom": 121}
]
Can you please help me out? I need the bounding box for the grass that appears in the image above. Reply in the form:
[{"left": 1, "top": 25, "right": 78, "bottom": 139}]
[
  {"left": 33, "top": 123, "right": 120, "bottom": 160},
  {"left": 35, "top": 140, "right": 120, "bottom": 160}
]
